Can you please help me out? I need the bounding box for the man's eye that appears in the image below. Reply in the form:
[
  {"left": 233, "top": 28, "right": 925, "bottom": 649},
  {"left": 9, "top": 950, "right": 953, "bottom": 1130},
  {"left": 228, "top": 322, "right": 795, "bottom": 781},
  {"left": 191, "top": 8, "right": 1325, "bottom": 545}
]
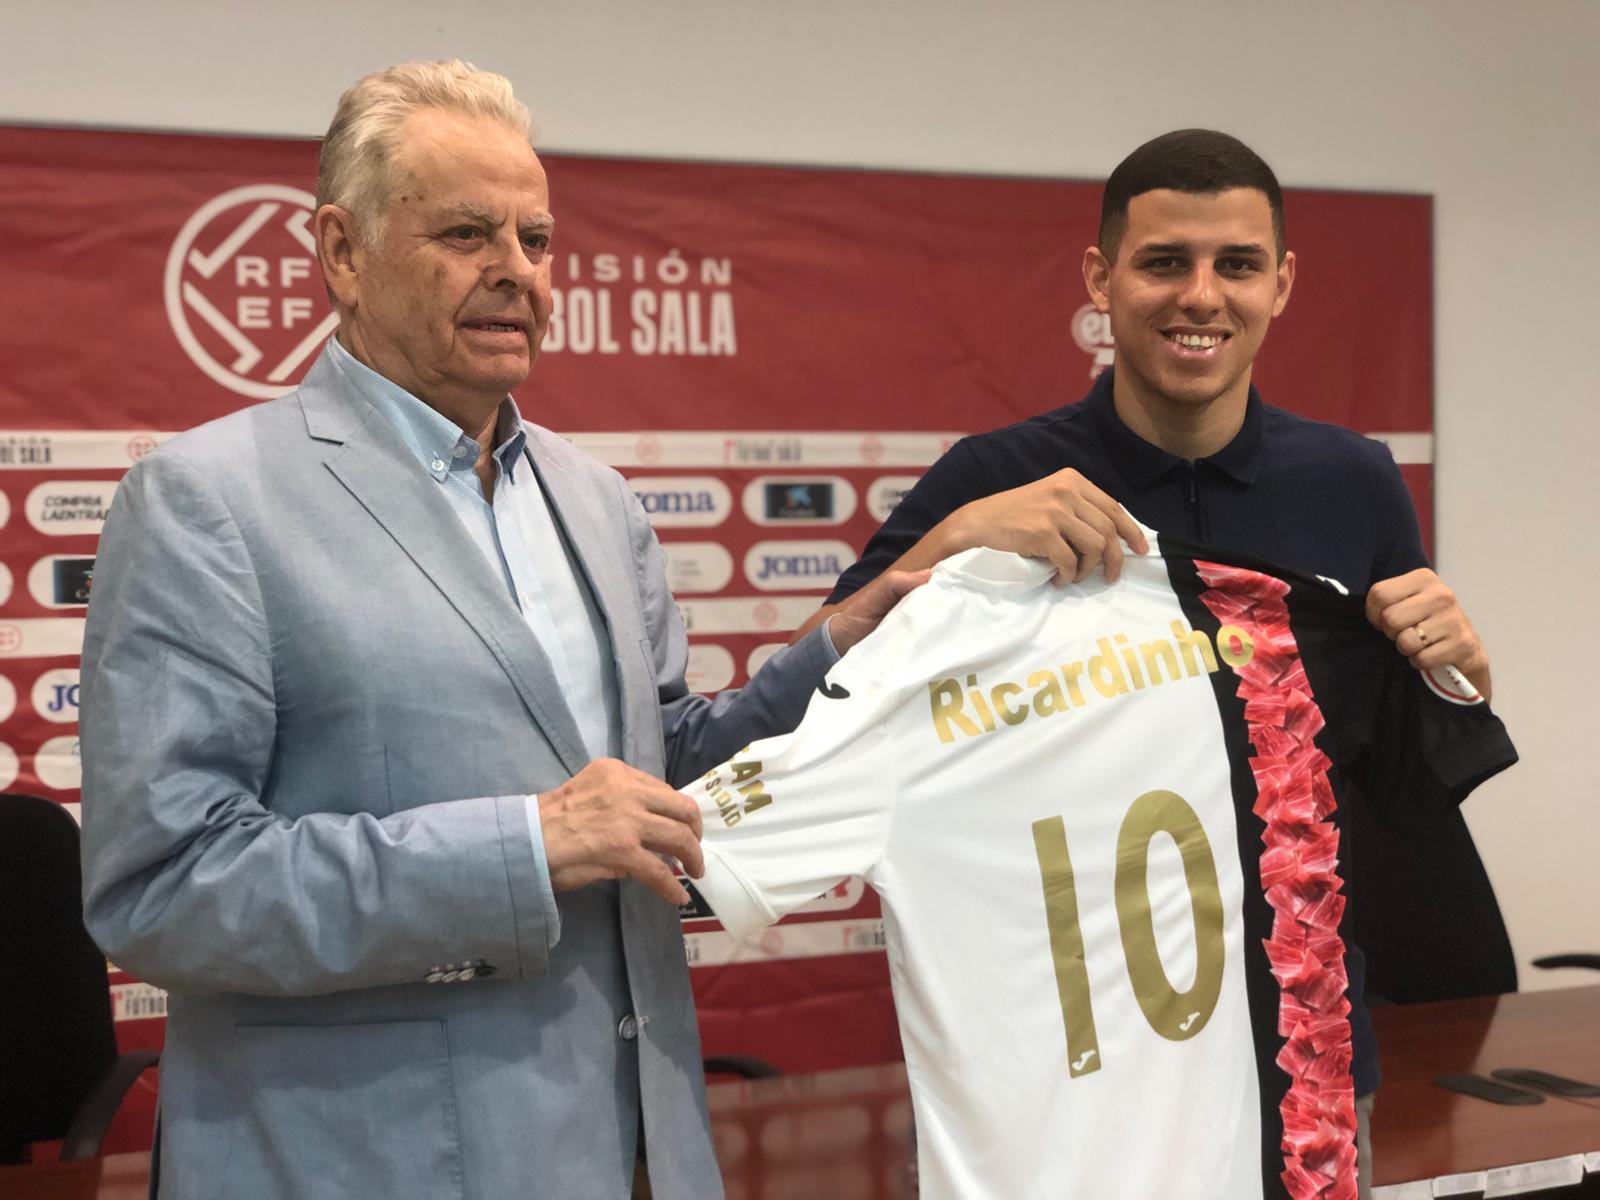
[
  {"left": 447, "top": 226, "right": 482, "bottom": 241},
  {"left": 1220, "top": 258, "right": 1259, "bottom": 273},
  {"left": 1142, "top": 257, "right": 1180, "bottom": 271},
  {"left": 522, "top": 233, "right": 551, "bottom": 253}
]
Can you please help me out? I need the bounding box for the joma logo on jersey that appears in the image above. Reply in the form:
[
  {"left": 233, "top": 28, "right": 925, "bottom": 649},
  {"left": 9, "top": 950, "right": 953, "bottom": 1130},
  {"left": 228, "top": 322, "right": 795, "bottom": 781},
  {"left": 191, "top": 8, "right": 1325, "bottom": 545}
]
[
  {"left": 929, "top": 620, "right": 1255, "bottom": 743},
  {"left": 700, "top": 758, "right": 772, "bottom": 827}
]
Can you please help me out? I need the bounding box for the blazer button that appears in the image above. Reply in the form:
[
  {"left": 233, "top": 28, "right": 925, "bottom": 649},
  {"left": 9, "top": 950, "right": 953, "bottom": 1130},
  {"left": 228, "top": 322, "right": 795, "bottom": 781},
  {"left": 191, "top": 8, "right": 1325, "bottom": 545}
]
[{"left": 618, "top": 1015, "right": 639, "bottom": 1040}]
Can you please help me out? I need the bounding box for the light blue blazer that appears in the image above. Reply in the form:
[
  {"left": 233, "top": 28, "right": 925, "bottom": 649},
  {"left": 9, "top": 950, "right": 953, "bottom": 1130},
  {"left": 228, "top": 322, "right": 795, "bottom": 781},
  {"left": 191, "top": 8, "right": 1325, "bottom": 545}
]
[{"left": 78, "top": 350, "right": 834, "bottom": 1199}]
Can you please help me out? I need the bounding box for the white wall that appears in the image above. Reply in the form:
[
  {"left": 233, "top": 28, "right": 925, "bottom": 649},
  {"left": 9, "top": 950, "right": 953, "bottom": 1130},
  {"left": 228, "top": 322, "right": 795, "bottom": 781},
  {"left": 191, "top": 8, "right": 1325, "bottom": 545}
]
[{"left": 5, "top": 0, "right": 1597, "bottom": 986}]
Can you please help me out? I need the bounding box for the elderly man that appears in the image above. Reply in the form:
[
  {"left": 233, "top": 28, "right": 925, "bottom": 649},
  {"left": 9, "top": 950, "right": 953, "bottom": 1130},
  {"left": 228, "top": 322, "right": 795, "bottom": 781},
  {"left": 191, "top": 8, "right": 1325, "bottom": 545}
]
[{"left": 79, "top": 61, "right": 911, "bottom": 1200}]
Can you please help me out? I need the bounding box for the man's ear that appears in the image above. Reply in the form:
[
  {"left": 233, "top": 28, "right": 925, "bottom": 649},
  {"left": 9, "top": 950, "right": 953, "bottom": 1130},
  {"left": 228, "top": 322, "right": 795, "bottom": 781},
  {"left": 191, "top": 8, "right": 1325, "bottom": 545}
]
[
  {"left": 1272, "top": 249, "right": 1297, "bottom": 317},
  {"left": 315, "top": 204, "right": 364, "bottom": 310},
  {"left": 1082, "top": 245, "right": 1113, "bottom": 312}
]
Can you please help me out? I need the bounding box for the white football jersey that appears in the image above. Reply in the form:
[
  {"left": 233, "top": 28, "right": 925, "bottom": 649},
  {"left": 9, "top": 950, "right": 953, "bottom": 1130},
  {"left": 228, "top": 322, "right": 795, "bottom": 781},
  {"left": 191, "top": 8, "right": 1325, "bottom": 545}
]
[{"left": 685, "top": 540, "right": 1515, "bottom": 1200}]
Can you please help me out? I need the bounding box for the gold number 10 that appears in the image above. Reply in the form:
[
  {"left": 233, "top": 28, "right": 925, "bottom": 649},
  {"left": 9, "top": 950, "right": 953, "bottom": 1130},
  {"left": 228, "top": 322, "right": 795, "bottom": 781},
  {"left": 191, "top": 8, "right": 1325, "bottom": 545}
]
[{"left": 1031, "top": 789, "right": 1225, "bottom": 1078}]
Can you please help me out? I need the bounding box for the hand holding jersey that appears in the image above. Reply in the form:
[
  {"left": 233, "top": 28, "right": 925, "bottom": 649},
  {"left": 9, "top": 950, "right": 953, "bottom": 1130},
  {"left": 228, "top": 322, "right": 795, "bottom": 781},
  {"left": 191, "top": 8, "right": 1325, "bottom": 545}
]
[
  {"left": 1365, "top": 568, "right": 1492, "bottom": 700},
  {"left": 682, "top": 539, "right": 1516, "bottom": 1200}
]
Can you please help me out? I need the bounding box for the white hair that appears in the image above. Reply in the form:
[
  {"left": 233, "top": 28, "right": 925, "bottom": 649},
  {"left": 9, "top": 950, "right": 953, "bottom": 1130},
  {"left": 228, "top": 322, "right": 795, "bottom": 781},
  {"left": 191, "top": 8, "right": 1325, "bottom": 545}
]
[{"left": 316, "top": 60, "right": 535, "bottom": 243}]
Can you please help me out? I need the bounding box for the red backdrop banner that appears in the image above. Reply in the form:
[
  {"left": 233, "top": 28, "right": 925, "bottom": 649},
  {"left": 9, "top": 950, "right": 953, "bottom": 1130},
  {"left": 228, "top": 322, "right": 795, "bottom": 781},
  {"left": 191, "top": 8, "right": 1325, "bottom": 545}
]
[{"left": 0, "top": 126, "right": 1433, "bottom": 1154}]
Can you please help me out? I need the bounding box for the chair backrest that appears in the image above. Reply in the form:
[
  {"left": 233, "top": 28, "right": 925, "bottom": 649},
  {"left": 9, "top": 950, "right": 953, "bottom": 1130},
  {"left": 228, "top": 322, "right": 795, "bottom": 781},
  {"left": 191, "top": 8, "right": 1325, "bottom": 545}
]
[{"left": 0, "top": 793, "right": 118, "bottom": 1161}]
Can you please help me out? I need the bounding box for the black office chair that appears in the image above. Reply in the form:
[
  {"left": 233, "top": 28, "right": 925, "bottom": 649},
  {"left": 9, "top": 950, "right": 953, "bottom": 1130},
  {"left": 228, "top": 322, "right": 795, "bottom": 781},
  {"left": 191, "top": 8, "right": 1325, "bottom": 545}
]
[{"left": 0, "top": 793, "right": 159, "bottom": 1164}]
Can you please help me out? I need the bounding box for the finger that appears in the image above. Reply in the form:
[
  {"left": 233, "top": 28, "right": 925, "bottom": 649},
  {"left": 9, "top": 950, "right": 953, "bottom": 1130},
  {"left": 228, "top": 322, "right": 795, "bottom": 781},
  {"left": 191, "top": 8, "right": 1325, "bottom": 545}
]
[
  {"left": 640, "top": 813, "right": 706, "bottom": 879},
  {"left": 1076, "top": 481, "right": 1148, "bottom": 556},
  {"left": 640, "top": 781, "right": 704, "bottom": 840},
  {"left": 1071, "top": 501, "right": 1124, "bottom": 581},
  {"left": 1364, "top": 569, "right": 1431, "bottom": 625},
  {"left": 1036, "top": 535, "right": 1078, "bottom": 587},
  {"left": 1055, "top": 513, "right": 1108, "bottom": 582},
  {"left": 630, "top": 851, "right": 692, "bottom": 906},
  {"left": 1374, "top": 594, "right": 1441, "bottom": 639}
]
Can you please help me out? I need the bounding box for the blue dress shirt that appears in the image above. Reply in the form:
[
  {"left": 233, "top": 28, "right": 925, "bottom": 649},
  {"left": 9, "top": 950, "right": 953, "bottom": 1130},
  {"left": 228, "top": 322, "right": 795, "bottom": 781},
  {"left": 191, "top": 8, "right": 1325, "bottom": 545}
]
[{"left": 329, "top": 337, "right": 618, "bottom": 947}]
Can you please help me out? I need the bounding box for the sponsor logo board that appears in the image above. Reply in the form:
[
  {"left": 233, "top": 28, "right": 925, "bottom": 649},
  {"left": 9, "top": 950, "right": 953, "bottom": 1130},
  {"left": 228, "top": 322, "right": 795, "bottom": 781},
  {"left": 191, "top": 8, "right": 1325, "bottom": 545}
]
[
  {"left": 34, "top": 734, "right": 82, "bottom": 791},
  {"left": 676, "top": 597, "right": 819, "bottom": 636},
  {"left": 25, "top": 480, "right": 119, "bottom": 536},
  {"left": 661, "top": 542, "right": 734, "bottom": 594},
  {"left": 744, "top": 540, "right": 854, "bottom": 591},
  {"left": 627, "top": 475, "right": 733, "bottom": 528},
  {"left": 27, "top": 556, "right": 96, "bottom": 608},
  {"left": 685, "top": 644, "right": 735, "bottom": 693},
  {"left": 0, "top": 619, "right": 86, "bottom": 658},
  {"left": 746, "top": 643, "right": 784, "bottom": 678},
  {"left": 741, "top": 476, "right": 857, "bottom": 526},
  {"left": 866, "top": 475, "right": 920, "bottom": 522},
  {"left": 32, "top": 668, "right": 80, "bottom": 724}
]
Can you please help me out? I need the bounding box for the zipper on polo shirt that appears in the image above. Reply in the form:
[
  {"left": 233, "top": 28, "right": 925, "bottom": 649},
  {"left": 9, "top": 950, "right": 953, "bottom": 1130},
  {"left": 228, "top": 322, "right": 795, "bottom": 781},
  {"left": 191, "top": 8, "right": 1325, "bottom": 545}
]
[{"left": 1182, "top": 462, "right": 1201, "bottom": 538}]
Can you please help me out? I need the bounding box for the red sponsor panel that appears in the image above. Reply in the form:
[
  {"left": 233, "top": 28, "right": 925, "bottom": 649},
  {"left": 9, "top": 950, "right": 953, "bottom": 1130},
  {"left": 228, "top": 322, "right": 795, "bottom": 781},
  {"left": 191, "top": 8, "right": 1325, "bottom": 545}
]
[{"left": 0, "top": 125, "right": 1432, "bottom": 1150}]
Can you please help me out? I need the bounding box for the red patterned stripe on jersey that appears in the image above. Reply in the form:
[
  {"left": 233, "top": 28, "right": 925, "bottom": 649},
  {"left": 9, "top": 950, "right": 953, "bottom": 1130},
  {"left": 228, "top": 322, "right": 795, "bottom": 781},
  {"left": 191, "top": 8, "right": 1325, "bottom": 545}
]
[{"left": 1196, "top": 562, "right": 1358, "bottom": 1200}]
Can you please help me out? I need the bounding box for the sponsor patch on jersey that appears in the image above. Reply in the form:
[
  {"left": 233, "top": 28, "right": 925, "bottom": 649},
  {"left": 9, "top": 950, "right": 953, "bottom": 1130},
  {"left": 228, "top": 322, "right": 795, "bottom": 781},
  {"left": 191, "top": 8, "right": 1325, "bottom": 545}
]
[{"left": 1422, "top": 663, "right": 1484, "bottom": 706}]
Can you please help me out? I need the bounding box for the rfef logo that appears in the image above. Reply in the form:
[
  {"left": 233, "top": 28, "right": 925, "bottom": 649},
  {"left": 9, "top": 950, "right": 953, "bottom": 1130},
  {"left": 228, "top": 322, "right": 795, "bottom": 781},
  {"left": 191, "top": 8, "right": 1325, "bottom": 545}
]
[{"left": 165, "top": 185, "right": 338, "bottom": 399}]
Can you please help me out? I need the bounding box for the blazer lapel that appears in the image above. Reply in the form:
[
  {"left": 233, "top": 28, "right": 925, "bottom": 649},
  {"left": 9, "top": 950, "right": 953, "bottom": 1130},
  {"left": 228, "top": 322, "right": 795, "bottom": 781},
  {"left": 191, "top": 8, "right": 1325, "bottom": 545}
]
[
  {"left": 524, "top": 431, "right": 651, "bottom": 761},
  {"left": 302, "top": 368, "right": 590, "bottom": 777}
]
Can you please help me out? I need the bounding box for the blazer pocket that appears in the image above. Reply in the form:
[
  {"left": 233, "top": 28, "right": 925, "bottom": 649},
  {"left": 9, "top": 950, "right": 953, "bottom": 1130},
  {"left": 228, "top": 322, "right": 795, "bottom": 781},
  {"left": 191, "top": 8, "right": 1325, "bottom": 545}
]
[{"left": 222, "top": 1021, "right": 465, "bottom": 1200}]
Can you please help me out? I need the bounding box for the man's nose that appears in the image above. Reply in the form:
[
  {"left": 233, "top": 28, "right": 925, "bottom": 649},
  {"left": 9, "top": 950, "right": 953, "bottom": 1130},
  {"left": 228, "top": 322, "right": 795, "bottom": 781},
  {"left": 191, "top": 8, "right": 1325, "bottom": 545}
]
[
  {"left": 1178, "top": 265, "right": 1222, "bottom": 316},
  {"left": 486, "top": 233, "right": 542, "bottom": 291}
]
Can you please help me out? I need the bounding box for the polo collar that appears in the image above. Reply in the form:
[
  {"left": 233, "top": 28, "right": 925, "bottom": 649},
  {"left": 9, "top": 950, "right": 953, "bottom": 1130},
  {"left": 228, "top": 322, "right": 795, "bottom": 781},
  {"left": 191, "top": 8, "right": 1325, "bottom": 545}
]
[{"left": 1086, "top": 367, "right": 1263, "bottom": 488}]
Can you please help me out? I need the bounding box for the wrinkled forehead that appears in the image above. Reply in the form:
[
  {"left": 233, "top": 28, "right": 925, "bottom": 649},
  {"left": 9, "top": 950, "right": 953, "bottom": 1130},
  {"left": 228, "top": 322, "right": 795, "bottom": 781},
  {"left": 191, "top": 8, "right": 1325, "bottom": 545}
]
[{"left": 387, "top": 109, "right": 549, "bottom": 217}]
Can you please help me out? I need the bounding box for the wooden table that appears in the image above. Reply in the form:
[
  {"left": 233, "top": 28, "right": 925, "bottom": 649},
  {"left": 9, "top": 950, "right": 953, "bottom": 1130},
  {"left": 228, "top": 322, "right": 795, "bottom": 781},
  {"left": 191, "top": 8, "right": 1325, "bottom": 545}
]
[
  {"left": 4, "top": 986, "right": 1597, "bottom": 1199},
  {"left": 1369, "top": 986, "right": 1600, "bottom": 1196}
]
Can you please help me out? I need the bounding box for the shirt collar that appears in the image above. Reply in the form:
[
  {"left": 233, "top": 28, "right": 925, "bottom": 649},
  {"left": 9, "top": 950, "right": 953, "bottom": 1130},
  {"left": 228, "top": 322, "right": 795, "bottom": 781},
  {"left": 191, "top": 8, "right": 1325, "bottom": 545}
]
[
  {"left": 1086, "top": 366, "right": 1263, "bottom": 489},
  {"left": 327, "top": 337, "right": 529, "bottom": 482}
]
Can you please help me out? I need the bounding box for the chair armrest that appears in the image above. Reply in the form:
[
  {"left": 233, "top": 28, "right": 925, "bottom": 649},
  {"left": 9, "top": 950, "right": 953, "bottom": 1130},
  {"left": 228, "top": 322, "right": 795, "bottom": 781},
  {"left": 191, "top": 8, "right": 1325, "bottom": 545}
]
[
  {"left": 1532, "top": 954, "right": 1600, "bottom": 972},
  {"left": 60, "top": 1050, "right": 161, "bottom": 1160}
]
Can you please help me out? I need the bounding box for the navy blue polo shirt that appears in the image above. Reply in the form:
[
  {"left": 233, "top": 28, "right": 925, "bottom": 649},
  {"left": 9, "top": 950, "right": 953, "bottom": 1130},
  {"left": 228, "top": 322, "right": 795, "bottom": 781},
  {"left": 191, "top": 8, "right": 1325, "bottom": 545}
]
[{"left": 829, "top": 368, "right": 1429, "bottom": 1097}]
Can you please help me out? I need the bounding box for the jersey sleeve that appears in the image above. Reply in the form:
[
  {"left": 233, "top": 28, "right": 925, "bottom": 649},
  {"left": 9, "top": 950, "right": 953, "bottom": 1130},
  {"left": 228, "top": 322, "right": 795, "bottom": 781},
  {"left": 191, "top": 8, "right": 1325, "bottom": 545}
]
[
  {"left": 1300, "top": 594, "right": 1517, "bottom": 830},
  {"left": 681, "top": 635, "right": 908, "bottom": 936}
]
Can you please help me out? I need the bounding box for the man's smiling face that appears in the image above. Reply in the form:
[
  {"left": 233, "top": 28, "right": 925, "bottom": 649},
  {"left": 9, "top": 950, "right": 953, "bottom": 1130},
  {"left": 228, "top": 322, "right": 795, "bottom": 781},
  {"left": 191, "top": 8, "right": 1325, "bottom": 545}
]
[
  {"left": 1087, "top": 187, "right": 1294, "bottom": 415},
  {"left": 341, "top": 107, "right": 554, "bottom": 413}
]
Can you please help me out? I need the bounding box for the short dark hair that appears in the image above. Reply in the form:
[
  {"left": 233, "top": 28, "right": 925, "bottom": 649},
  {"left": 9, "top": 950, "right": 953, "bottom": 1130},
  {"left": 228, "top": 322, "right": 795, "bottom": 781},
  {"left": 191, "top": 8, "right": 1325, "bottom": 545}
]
[{"left": 1097, "top": 129, "right": 1285, "bottom": 262}]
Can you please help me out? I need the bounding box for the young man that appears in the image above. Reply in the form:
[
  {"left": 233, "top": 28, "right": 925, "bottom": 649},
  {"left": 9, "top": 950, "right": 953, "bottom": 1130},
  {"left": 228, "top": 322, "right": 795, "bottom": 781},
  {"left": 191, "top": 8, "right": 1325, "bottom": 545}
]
[{"left": 809, "top": 129, "right": 1495, "bottom": 1197}]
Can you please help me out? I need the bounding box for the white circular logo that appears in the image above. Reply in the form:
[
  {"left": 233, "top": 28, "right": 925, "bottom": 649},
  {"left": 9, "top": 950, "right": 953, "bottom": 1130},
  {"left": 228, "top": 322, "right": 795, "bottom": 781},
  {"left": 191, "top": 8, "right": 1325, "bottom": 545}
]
[
  {"left": 685, "top": 644, "right": 735, "bottom": 693},
  {"left": 0, "top": 490, "right": 10, "bottom": 531},
  {"left": 0, "top": 676, "right": 16, "bottom": 724},
  {"left": 0, "top": 742, "right": 17, "bottom": 791},
  {"left": 32, "top": 668, "right": 81, "bottom": 725},
  {"left": 0, "top": 563, "right": 11, "bottom": 607},
  {"left": 26, "top": 480, "right": 119, "bottom": 537},
  {"left": 661, "top": 542, "right": 734, "bottom": 594},
  {"left": 165, "top": 185, "right": 338, "bottom": 399},
  {"left": 1071, "top": 304, "right": 1114, "bottom": 354},
  {"left": 34, "top": 735, "right": 82, "bottom": 791},
  {"left": 746, "top": 643, "right": 784, "bottom": 678}
]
